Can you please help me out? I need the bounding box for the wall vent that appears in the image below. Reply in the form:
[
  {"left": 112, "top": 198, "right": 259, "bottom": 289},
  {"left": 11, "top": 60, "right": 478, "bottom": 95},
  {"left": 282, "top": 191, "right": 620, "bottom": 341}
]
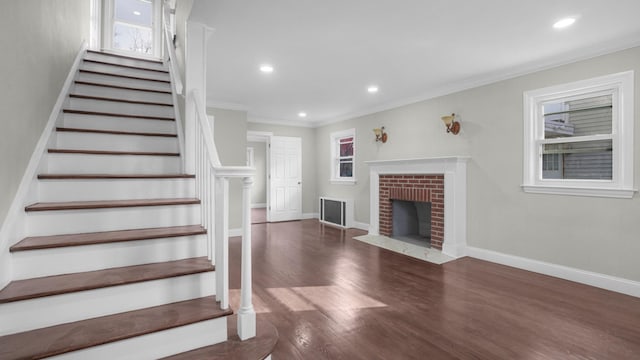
[{"left": 319, "top": 197, "right": 353, "bottom": 228}]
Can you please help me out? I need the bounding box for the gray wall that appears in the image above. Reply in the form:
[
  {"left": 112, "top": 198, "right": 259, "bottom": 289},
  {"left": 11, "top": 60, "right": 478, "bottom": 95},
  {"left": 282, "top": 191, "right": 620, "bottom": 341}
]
[
  {"left": 247, "top": 141, "right": 267, "bottom": 205},
  {"left": 0, "top": 0, "right": 90, "bottom": 227},
  {"left": 316, "top": 46, "right": 640, "bottom": 282},
  {"left": 208, "top": 108, "right": 248, "bottom": 229},
  {"left": 248, "top": 123, "right": 318, "bottom": 216}
]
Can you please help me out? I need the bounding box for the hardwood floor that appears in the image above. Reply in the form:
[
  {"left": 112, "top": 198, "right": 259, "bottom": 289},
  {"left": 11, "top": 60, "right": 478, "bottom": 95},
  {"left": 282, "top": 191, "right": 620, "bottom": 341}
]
[{"left": 229, "top": 219, "right": 640, "bottom": 359}]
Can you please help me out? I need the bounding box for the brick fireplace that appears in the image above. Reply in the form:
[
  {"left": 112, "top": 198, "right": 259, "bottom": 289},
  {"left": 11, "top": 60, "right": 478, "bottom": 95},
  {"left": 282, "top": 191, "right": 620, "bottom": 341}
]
[
  {"left": 366, "top": 157, "right": 469, "bottom": 258},
  {"left": 379, "top": 174, "right": 444, "bottom": 249}
]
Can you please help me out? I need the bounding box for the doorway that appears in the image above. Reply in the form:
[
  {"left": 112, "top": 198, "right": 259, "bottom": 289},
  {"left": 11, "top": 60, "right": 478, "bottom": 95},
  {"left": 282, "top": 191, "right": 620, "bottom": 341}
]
[{"left": 247, "top": 131, "right": 303, "bottom": 223}]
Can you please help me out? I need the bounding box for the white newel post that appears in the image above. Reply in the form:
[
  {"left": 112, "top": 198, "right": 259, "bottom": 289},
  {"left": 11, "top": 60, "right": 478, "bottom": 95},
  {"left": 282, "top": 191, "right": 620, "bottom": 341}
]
[{"left": 238, "top": 176, "right": 256, "bottom": 340}]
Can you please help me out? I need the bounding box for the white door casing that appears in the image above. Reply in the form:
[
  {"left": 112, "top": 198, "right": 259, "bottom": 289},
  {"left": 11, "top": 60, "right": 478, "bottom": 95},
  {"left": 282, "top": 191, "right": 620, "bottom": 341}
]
[{"left": 269, "top": 136, "right": 302, "bottom": 222}]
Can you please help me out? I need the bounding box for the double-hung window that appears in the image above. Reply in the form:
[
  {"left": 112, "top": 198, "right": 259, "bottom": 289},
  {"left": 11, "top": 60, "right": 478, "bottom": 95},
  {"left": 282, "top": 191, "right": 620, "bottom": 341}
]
[
  {"left": 522, "top": 71, "right": 635, "bottom": 198},
  {"left": 330, "top": 129, "right": 356, "bottom": 184}
]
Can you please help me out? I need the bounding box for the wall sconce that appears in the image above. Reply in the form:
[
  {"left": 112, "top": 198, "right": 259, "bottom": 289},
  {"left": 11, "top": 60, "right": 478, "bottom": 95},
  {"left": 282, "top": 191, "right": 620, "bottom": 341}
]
[
  {"left": 441, "top": 113, "right": 461, "bottom": 135},
  {"left": 373, "top": 126, "right": 388, "bottom": 143}
]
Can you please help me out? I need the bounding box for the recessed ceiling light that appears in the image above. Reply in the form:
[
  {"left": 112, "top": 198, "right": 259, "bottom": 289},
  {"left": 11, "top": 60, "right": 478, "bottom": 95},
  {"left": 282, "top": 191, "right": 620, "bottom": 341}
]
[
  {"left": 553, "top": 17, "right": 576, "bottom": 29},
  {"left": 259, "top": 64, "right": 274, "bottom": 73},
  {"left": 298, "top": 112, "right": 307, "bottom": 118},
  {"left": 367, "top": 85, "right": 379, "bottom": 93},
  {"left": 133, "top": 10, "right": 141, "bottom": 16}
]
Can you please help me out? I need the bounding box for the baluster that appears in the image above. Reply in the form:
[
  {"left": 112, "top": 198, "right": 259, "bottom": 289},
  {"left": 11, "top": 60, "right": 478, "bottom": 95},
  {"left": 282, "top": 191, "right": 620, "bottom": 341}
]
[
  {"left": 237, "top": 176, "right": 256, "bottom": 340},
  {"left": 215, "top": 177, "right": 229, "bottom": 310}
]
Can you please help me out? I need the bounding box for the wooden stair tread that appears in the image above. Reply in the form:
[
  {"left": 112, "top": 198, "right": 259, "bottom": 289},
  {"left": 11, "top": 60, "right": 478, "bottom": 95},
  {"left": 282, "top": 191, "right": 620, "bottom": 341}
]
[
  {"left": 0, "top": 296, "right": 232, "bottom": 360},
  {"left": 48, "top": 148, "right": 179, "bottom": 156},
  {"left": 83, "top": 59, "right": 170, "bottom": 73},
  {"left": 25, "top": 198, "right": 200, "bottom": 212},
  {"left": 75, "top": 80, "right": 172, "bottom": 94},
  {"left": 56, "top": 126, "right": 177, "bottom": 137},
  {"left": 162, "top": 315, "right": 278, "bottom": 360},
  {"left": 11, "top": 225, "right": 206, "bottom": 252},
  {"left": 69, "top": 94, "right": 174, "bottom": 107},
  {"left": 0, "top": 257, "right": 213, "bottom": 303},
  {"left": 87, "top": 49, "right": 164, "bottom": 64},
  {"left": 38, "top": 173, "right": 195, "bottom": 179},
  {"left": 63, "top": 109, "right": 175, "bottom": 121},
  {"left": 79, "top": 69, "right": 170, "bottom": 83}
]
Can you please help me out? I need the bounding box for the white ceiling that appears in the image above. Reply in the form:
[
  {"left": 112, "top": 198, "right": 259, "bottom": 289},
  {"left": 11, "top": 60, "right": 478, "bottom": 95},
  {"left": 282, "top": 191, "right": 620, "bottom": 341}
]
[{"left": 189, "top": 0, "right": 640, "bottom": 127}]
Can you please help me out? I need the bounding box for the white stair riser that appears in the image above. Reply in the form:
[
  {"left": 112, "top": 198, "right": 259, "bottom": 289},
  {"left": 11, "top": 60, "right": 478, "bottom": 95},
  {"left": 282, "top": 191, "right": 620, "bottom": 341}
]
[
  {"left": 73, "top": 83, "right": 172, "bottom": 104},
  {"left": 50, "top": 317, "right": 226, "bottom": 360},
  {"left": 47, "top": 153, "right": 181, "bottom": 174},
  {"left": 56, "top": 131, "right": 179, "bottom": 153},
  {"left": 0, "top": 272, "right": 215, "bottom": 336},
  {"left": 84, "top": 52, "right": 167, "bottom": 72},
  {"left": 39, "top": 178, "right": 195, "bottom": 202},
  {"left": 81, "top": 62, "right": 170, "bottom": 82},
  {"left": 62, "top": 113, "right": 176, "bottom": 134},
  {"left": 68, "top": 98, "right": 175, "bottom": 119},
  {"left": 12, "top": 235, "right": 207, "bottom": 279},
  {"left": 77, "top": 72, "right": 171, "bottom": 92},
  {"left": 26, "top": 204, "right": 200, "bottom": 236}
]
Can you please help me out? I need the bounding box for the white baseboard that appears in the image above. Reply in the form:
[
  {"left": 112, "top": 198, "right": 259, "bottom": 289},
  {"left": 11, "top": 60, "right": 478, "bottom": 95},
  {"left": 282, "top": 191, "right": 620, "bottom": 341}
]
[
  {"left": 229, "top": 228, "right": 242, "bottom": 237},
  {"left": 302, "top": 213, "right": 318, "bottom": 220},
  {"left": 352, "top": 221, "right": 369, "bottom": 231},
  {"left": 466, "top": 246, "right": 640, "bottom": 298},
  {"left": 251, "top": 203, "right": 266, "bottom": 209}
]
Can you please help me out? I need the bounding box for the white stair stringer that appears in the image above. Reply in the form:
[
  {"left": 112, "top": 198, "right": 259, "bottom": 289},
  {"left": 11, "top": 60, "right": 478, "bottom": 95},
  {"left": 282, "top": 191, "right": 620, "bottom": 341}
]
[
  {"left": 72, "top": 83, "right": 172, "bottom": 104},
  {"left": 38, "top": 178, "right": 195, "bottom": 202},
  {"left": 56, "top": 131, "right": 179, "bottom": 153},
  {"left": 62, "top": 113, "right": 176, "bottom": 134},
  {"left": 67, "top": 97, "right": 175, "bottom": 119},
  {"left": 12, "top": 234, "right": 207, "bottom": 279},
  {"left": 80, "top": 61, "right": 171, "bottom": 82},
  {"left": 0, "top": 271, "right": 215, "bottom": 336},
  {"left": 77, "top": 71, "right": 171, "bottom": 92},
  {"left": 26, "top": 204, "right": 200, "bottom": 236},
  {"left": 50, "top": 317, "right": 227, "bottom": 360},
  {"left": 83, "top": 51, "right": 168, "bottom": 72},
  {"left": 47, "top": 152, "right": 181, "bottom": 174}
]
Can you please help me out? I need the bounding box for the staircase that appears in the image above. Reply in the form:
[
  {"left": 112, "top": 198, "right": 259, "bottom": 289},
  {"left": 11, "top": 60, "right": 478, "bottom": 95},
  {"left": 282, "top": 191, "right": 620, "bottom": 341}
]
[{"left": 0, "top": 50, "right": 251, "bottom": 359}]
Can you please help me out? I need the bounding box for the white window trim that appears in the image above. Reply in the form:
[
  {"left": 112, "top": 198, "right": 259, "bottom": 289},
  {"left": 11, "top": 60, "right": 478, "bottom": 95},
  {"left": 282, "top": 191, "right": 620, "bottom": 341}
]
[
  {"left": 330, "top": 128, "right": 357, "bottom": 185},
  {"left": 522, "top": 71, "right": 636, "bottom": 198}
]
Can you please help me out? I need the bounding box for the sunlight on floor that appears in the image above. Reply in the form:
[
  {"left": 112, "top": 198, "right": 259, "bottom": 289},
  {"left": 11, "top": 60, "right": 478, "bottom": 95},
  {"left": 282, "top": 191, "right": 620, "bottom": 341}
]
[{"left": 230, "top": 285, "right": 387, "bottom": 314}]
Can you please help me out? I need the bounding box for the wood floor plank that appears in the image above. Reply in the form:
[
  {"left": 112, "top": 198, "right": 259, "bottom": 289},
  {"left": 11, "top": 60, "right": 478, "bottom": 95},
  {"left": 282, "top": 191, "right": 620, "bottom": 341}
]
[
  {"left": 0, "top": 257, "right": 213, "bottom": 303},
  {"left": 25, "top": 198, "right": 200, "bottom": 212},
  {"left": 11, "top": 225, "right": 206, "bottom": 252},
  {"left": 0, "top": 296, "right": 231, "bottom": 360},
  {"left": 227, "top": 219, "right": 640, "bottom": 359}
]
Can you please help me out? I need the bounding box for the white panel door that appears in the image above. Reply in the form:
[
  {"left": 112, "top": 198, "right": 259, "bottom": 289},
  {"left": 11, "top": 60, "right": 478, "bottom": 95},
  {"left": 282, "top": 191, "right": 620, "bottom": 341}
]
[{"left": 269, "top": 136, "right": 302, "bottom": 222}]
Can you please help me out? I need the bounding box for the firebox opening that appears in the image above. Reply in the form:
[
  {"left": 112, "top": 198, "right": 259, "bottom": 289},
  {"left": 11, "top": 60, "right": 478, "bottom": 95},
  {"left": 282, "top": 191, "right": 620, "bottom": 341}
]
[{"left": 391, "top": 200, "right": 431, "bottom": 247}]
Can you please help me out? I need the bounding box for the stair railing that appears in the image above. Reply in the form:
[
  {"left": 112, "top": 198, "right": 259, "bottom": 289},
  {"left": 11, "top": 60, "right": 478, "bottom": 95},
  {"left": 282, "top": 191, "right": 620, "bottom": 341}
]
[{"left": 191, "top": 89, "right": 257, "bottom": 341}]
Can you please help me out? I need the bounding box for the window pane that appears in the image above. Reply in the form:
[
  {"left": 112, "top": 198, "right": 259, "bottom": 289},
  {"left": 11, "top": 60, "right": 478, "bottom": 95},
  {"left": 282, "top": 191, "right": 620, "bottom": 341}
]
[
  {"left": 339, "top": 160, "right": 353, "bottom": 178},
  {"left": 113, "top": 22, "right": 153, "bottom": 54},
  {"left": 340, "top": 142, "right": 353, "bottom": 157},
  {"left": 542, "top": 140, "right": 612, "bottom": 180},
  {"left": 543, "top": 95, "right": 612, "bottom": 139},
  {"left": 115, "top": 0, "right": 153, "bottom": 27}
]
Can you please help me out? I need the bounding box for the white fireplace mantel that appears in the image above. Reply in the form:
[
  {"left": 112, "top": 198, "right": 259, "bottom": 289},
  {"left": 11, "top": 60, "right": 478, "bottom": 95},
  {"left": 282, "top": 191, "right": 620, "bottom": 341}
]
[{"left": 366, "top": 156, "right": 470, "bottom": 258}]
